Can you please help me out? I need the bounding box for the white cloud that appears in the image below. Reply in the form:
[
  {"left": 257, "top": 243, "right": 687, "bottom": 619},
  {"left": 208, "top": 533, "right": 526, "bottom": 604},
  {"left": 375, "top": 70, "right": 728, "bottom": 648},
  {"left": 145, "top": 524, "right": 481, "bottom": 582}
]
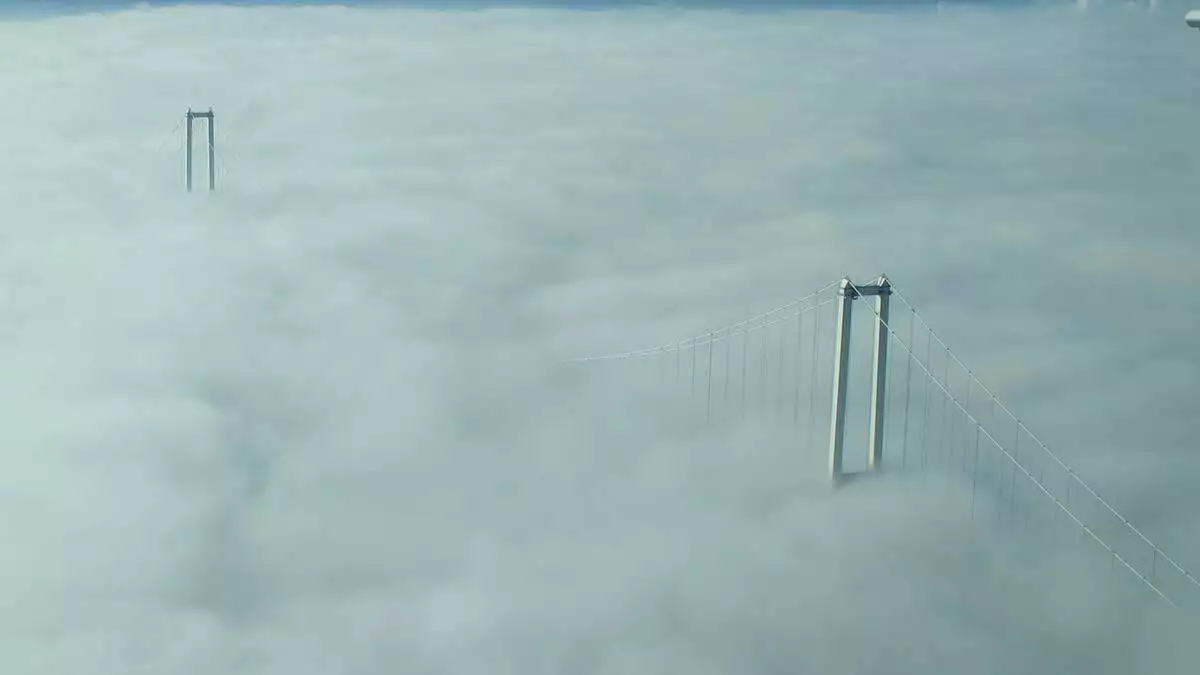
[{"left": 0, "top": 3, "right": 1197, "bottom": 673}]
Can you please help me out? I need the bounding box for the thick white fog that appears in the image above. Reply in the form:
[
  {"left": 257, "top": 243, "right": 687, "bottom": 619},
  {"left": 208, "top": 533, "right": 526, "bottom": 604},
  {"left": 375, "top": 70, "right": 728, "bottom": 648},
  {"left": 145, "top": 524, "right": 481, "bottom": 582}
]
[{"left": 0, "top": 2, "right": 1198, "bottom": 673}]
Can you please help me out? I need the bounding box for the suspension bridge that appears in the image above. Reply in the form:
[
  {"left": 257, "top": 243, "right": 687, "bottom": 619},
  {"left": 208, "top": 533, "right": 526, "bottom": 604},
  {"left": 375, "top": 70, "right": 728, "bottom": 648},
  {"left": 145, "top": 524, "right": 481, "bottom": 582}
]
[
  {"left": 162, "top": 110, "right": 1198, "bottom": 613},
  {"left": 563, "top": 274, "right": 1200, "bottom": 611}
]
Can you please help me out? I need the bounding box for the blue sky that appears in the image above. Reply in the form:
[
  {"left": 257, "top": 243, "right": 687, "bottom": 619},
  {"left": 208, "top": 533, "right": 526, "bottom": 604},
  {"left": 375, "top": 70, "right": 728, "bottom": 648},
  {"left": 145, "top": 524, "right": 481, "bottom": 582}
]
[{"left": 0, "top": 0, "right": 1040, "bottom": 18}]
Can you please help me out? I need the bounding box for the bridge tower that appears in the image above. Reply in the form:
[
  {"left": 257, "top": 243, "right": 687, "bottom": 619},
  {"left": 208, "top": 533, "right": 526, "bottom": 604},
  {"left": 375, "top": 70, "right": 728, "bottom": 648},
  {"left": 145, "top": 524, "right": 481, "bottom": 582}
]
[
  {"left": 828, "top": 275, "right": 891, "bottom": 486},
  {"left": 185, "top": 108, "right": 216, "bottom": 193}
]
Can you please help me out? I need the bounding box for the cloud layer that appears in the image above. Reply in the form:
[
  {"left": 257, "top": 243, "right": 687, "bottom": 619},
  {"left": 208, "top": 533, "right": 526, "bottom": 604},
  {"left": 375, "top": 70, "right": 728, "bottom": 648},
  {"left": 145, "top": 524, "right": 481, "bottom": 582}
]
[{"left": 0, "top": 3, "right": 1197, "bottom": 673}]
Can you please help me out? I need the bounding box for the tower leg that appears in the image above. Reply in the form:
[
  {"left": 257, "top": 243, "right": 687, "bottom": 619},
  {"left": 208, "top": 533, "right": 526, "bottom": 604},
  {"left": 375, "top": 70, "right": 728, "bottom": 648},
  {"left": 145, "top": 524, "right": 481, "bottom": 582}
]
[
  {"left": 207, "top": 109, "right": 215, "bottom": 192},
  {"left": 828, "top": 278, "right": 854, "bottom": 485},
  {"left": 867, "top": 275, "right": 892, "bottom": 471},
  {"left": 185, "top": 110, "right": 193, "bottom": 193}
]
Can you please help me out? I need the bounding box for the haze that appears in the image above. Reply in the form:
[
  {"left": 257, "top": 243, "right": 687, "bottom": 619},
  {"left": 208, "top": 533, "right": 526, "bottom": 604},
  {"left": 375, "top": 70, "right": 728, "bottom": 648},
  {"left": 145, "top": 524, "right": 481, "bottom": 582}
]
[{"left": 0, "top": 1, "right": 1198, "bottom": 673}]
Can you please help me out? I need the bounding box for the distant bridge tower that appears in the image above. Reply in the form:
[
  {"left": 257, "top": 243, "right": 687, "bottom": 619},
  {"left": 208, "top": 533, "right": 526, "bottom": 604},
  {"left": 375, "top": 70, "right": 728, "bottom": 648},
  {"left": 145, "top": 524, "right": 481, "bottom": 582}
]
[
  {"left": 185, "top": 108, "right": 215, "bottom": 193},
  {"left": 828, "top": 275, "right": 892, "bottom": 486}
]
